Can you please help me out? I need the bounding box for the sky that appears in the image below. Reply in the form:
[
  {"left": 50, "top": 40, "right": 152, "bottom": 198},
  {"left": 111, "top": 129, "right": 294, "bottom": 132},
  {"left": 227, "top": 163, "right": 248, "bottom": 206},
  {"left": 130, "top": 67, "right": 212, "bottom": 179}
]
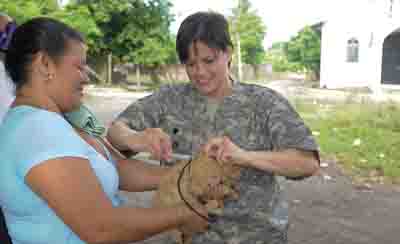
[
  {"left": 60, "top": 0, "right": 330, "bottom": 47},
  {"left": 170, "top": 0, "right": 357, "bottom": 48},
  {"left": 59, "top": 0, "right": 384, "bottom": 49}
]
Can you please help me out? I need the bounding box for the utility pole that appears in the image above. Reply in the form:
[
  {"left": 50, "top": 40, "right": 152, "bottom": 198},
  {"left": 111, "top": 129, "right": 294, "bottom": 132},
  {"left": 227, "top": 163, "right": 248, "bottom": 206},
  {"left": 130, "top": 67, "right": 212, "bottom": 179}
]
[
  {"left": 388, "top": 0, "right": 398, "bottom": 18},
  {"left": 236, "top": 33, "right": 243, "bottom": 82},
  {"left": 107, "top": 53, "right": 112, "bottom": 84},
  {"left": 236, "top": 0, "right": 243, "bottom": 82}
]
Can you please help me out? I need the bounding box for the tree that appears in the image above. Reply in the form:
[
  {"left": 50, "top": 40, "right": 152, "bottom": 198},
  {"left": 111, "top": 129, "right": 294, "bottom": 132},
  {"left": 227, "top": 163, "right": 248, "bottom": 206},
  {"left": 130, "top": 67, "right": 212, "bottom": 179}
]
[
  {"left": 266, "top": 42, "right": 292, "bottom": 72},
  {"left": 0, "top": 0, "right": 60, "bottom": 23},
  {"left": 284, "top": 26, "right": 321, "bottom": 80},
  {"left": 229, "top": 0, "right": 266, "bottom": 65},
  {"left": 73, "top": 0, "right": 176, "bottom": 67},
  {"left": 1, "top": 0, "right": 177, "bottom": 68},
  {"left": 0, "top": 0, "right": 102, "bottom": 54},
  {"left": 49, "top": 5, "right": 102, "bottom": 53},
  {"left": 1, "top": 0, "right": 178, "bottom": 84}
]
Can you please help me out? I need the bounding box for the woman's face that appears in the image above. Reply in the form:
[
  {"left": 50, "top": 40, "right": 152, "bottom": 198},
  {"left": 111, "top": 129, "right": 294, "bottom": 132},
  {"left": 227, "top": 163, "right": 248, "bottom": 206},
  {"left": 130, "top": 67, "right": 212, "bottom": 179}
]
[
  {"left": 47, "top": 39, "right": 88, "bottom": 113},
  {"left": 185, "top": 41, "right": 231, "bottom": 99}
]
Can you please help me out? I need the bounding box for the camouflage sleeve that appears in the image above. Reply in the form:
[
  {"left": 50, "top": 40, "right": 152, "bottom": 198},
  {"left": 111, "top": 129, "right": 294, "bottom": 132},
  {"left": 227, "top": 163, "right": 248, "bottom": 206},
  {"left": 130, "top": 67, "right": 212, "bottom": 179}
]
[
  {"left": 116, "top": 90, "right": 165, "bottom": 131},
  {"left": 266, "top": 93, "right": 319, "bottom": 155}
]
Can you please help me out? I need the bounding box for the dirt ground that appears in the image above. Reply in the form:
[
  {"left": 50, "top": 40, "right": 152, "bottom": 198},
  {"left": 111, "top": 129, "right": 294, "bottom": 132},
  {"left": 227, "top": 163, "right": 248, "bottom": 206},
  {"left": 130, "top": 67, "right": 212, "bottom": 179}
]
[{"left": 84, "top": 84, "right": 400, "bottom": 244}]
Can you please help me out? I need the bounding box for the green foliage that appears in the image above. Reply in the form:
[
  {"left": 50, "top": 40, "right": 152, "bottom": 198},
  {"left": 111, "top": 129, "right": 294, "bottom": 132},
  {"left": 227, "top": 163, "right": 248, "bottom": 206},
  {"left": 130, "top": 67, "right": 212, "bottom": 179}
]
[
  {"left": 49, "top": 5, "right": 102, "bottom": 52},
  {"left": 72, "top": 0, "right": 176, "bottom": 66},
  {"left": 294, "top": 99, "right": 400, "bottom": 183},
  {"left": 265, "top": 42, "right": 298, "bottom": 72},
  {"left": 1, "top": 0, "right": 177, "bottom": 67},
  {"left": 284, "top": 26, "right": 321, "bottom": 79},
  {"left": 0, "top": 0, "right": 60, "bottom": 23},
  {"left": 229, "top": 0, "right": 266, "bottom": 65}
]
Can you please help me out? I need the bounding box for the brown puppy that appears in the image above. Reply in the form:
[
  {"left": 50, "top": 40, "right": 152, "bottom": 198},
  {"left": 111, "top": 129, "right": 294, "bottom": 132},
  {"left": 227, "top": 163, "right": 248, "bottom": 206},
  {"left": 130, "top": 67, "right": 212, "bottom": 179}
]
[{"left": 153, "top": 152, "right": 241, "bottom": 244}]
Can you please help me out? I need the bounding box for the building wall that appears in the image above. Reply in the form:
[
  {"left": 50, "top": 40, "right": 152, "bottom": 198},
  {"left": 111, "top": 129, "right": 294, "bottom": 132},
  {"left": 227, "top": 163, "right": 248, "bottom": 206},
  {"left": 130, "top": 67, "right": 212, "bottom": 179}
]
[
  {"left": 320, "top": 20, "right": 376, "bottom": 89},
  {"left": 320, "top": 0, "right": 400, "bottom": 90}
]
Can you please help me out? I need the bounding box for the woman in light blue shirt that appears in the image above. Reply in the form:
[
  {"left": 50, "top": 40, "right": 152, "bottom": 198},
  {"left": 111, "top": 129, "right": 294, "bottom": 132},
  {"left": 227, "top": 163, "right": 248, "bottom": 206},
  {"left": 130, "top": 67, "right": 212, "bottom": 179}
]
[{"left": 0, "top": 17, "right": 208, "bottom": 244}]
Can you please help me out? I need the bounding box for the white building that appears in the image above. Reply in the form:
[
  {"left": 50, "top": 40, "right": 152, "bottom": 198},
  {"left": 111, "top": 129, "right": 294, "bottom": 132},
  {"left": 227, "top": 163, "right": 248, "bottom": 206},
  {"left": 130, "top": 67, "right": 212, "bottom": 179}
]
[{"left": 320, "top": 0, "right": 400, "bottom": 91}]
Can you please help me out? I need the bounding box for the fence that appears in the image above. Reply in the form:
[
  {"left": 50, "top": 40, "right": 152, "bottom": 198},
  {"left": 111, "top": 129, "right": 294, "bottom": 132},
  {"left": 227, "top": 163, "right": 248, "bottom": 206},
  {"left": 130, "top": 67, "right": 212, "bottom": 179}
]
[{"left": 88, "top": 57, "right": 296, "bottom": 86}]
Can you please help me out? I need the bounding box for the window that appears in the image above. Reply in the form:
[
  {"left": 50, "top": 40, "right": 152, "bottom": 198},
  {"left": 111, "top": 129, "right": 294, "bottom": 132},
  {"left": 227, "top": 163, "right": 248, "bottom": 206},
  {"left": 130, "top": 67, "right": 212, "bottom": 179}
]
[{"left": 347, "top": 38, "right": 359, "bottom": 62}]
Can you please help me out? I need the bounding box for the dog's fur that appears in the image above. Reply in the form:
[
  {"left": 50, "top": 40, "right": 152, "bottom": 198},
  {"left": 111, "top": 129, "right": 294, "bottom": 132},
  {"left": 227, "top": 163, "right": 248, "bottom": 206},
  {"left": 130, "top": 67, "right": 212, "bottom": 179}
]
[{"left": 152, "top": 152, "right": 241, "bottom": 244}]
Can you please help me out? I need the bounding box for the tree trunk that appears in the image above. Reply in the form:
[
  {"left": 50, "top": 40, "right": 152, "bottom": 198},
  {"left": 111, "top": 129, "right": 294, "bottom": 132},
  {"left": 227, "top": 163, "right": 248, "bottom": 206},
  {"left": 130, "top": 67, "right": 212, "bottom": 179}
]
[
  {"left": 136, "top": 65, "right": 141, "bottom": 89},
  {"left": 88, "top": 55, "right": 108, "bottom": 85}
]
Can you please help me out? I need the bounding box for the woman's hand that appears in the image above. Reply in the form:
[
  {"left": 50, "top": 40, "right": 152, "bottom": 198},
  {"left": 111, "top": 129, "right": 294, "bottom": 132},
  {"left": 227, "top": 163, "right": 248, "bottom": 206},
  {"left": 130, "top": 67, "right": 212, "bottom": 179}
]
[
  {"left": 178, "top": 202, "right": 209, "bottom": 234},
  {"left": 202, "top": 136, "right": 246, "bottom": 166},
  {"left": 135, "top": 128, "right": 172, "bottom": 161},
  {"left": 205, "top": 137, "right": 319, "bottom": 177},
  {"left": 107, "top": 121, "right": 172, "bottom": 161}
]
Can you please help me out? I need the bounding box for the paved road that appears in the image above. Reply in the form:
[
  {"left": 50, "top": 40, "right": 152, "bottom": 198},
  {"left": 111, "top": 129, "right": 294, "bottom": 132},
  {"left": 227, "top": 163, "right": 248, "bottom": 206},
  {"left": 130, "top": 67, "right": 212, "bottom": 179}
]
[{"left": 84, "top": 89, "right": 400, "bottom": 244}]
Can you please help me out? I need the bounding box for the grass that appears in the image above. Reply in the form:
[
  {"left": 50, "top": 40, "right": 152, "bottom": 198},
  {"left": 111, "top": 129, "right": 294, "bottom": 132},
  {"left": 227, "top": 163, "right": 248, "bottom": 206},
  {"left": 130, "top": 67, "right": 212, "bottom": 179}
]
[{"left": 293, "top": 99, "right": 400, "bottom": 183}]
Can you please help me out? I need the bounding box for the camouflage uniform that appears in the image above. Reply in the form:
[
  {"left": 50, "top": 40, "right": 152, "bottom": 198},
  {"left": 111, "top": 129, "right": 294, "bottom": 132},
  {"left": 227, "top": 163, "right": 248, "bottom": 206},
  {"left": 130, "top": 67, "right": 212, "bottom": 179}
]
[{"left": 117, "top": 82, "right": 319, "bottom": 244}]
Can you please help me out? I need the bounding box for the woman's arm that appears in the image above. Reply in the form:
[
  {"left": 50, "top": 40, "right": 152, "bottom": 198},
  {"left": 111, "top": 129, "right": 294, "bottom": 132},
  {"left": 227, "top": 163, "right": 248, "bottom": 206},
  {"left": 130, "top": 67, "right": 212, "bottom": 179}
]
[
  {"left": 106, "top": 120, "right": 143, "bottom": 152},
  {"left": 25, "top": 157, "right": 207, "bottom": 244},
  {"left": 236, "top": 148, "right": 319, "bottom": 178},
  {"left": 204, "top": 136, "right": 319, "bottom": 178},
  {"left": 100, "top": 136, "right": 170, "bottom": 192},
  {"left": 107, "top": 120, "right": 172, "bottom": 161},
  {"left": 116, "top": 158, "right": 170, "bottom": 192},
  {"left": 107, "top": 89, "right": 174, "bottom": 161}
]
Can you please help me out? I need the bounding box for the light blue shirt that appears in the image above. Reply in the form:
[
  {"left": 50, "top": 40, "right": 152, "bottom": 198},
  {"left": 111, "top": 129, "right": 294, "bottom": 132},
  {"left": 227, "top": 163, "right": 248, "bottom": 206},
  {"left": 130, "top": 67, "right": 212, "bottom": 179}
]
[{"left": 0, "top": 106, "right": 121, "bottom": 244}]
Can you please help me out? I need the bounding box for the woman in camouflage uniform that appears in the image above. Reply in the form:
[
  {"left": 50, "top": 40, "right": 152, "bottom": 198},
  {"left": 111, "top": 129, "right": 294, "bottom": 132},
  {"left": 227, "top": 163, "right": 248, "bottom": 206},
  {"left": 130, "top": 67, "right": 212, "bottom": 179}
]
[{"left": 107, "top": 11, "right": 320, "bottom": 244}]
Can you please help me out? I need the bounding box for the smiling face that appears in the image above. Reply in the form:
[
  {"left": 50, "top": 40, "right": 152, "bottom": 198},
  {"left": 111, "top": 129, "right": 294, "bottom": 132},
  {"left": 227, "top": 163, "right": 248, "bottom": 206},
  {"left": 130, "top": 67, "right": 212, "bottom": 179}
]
[
  {"left": 185, "top": 41, "right": 232, "bottom": 99},
  {"left": 46, "top": 39, "right": 88, "bottom": 113}
]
